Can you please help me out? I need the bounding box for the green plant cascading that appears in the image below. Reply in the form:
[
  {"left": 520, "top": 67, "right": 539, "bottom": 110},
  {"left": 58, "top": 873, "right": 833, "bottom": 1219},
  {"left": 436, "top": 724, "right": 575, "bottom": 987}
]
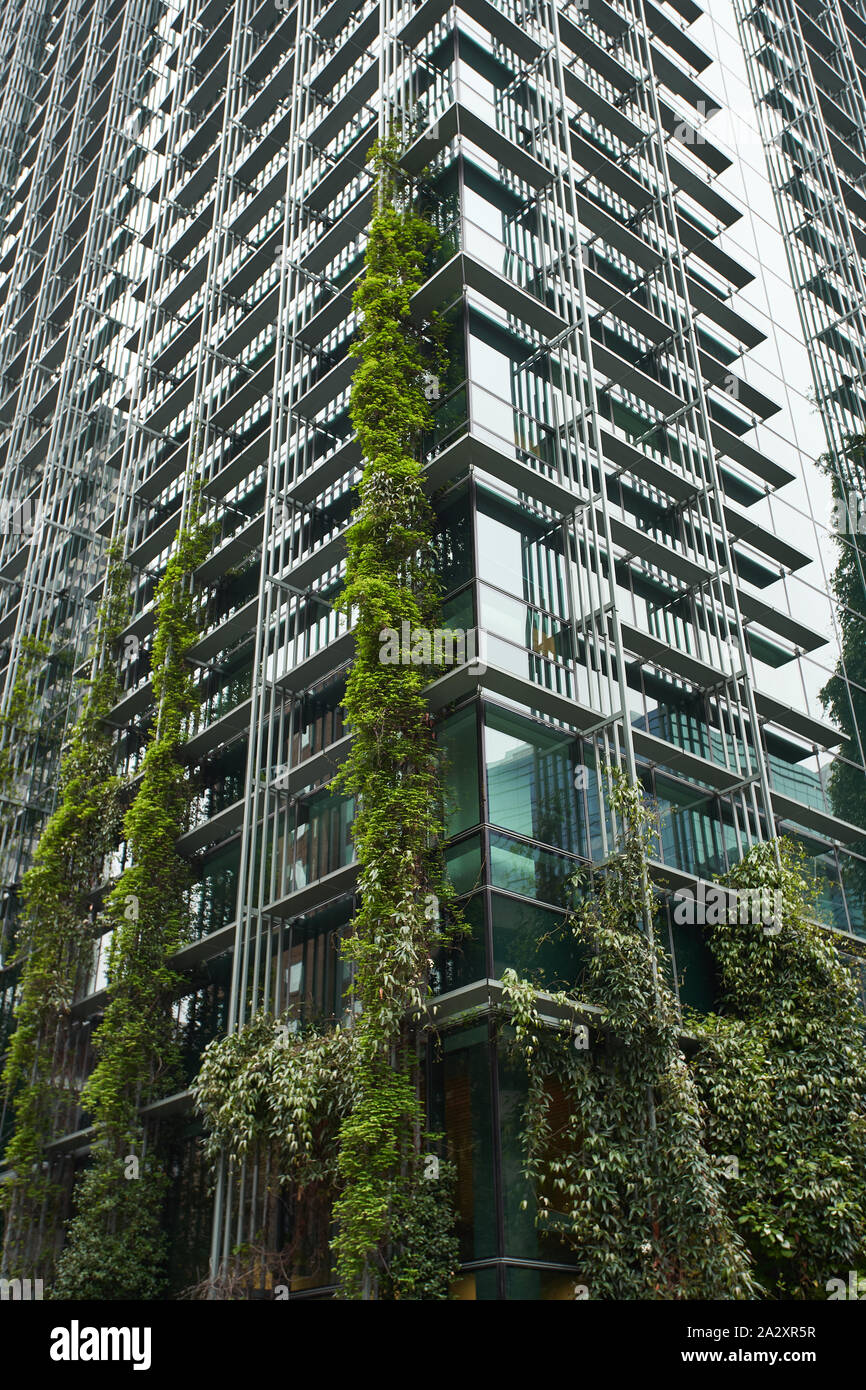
[
  {"left": 194, "top": 139, "right": 459, "bottom": 1300},
  {"left": 51, "top": 510, "right": 210, "bottom": 1300},
  {"left": 329, "top": 135, "right": 459, "bottom": 1300},
  {"left": 1, "top": 554, "right": 129, "bottom": 1277},
  {"left": 819, "top": 436, "right": 866, "bottom": 917},
  {"left": 193, "top": 1013, "right": 460, "bottom": 1299},
  {"left": 689, "top": 839, "right": 866, "bottom": 1298},
  {"left": 193, "top": 1015, "right": 362, "bottom": 1296},
  {"left": 0, "top": 632, "right": 51, "bottom": 816},
  {"left": 502, "top": 772, "right": 756, "bottom": 1299}
]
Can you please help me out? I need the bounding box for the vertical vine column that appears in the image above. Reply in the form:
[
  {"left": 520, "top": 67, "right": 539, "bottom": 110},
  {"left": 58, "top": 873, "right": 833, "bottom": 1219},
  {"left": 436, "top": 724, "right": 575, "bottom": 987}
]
[
  {"left": 51, "top": 512, "right": 210, "bottom": 1300},
  {"left": 1, "top": 550, "right": 129, "bottom": 1280},
  {"left": 329, "top": 137, "right": 457, "bottom": 1298}
]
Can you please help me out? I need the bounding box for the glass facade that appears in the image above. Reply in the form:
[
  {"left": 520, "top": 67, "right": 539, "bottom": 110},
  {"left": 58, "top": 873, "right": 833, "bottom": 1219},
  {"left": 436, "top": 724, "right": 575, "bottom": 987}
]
[{"left": 0, "top": 0, "right": 864, "bottom": 1297}]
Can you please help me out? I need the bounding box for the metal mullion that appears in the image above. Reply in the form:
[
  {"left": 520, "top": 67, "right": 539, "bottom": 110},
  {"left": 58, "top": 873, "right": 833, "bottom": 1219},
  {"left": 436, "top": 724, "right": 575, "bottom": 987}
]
[
  {"left": 736, "top": 0, "right": 866, "bottom": 617},
  {"left": 0, "top": 0, "right": 163, "bottom": 845},
  {"left": 192, "top": 0, "right": 268, "bottom": 1046},
  {"left": 184, "top": 3, "right": 257, "bottom": 515},
  {"left": 540, "top": 33, "right": 636, "bottom": 787},
  {"left": 824, "top": 0, "right": 866, "bottom": 156},
  {"left": 740, "top": 0, "right": 866, "bottom": 444},
  {"left": 531, "top": 60, "right": 607, "bottom": 721},
  {"left": 213, "top": 0, "right": 320, "bottom": 1281},
  {"left": 110, "top": 12, "right": 201, "bottom": 568},
  {"left": 622, "top": 0, "right": 776, "bottom": 853},
  {"left": 618, "top": 23, "right": 748, "bottom": 774},
  {"left": 0, "top": 1, "right": 182, "bottom": 1243},
  {"left": 0, "top": 4, "right": 92, "bottom": 557}
]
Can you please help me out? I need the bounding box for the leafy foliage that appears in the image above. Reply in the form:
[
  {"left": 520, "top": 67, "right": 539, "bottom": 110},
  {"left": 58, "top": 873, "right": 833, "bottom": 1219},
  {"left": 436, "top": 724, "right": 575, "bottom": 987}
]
[
  {"left": 1, "top": 552, "right": 129, "bottom": 1276},
  {"left": 195, "top": 1018, "right": 458, "bottom": 1300},
  {"left": 0, "top": 632, "right": 51, "bottom": 815},
  {"left": 502, "top": 772, "right": 755, "bottom": 1299},
  {"left": 690, "top": 840, "right": 866, "bottom": 1298},
  {"left": 385, "top": 1152, "right": 459, "bottom": 1300},
  {"left": 330, "top": 136, "right": 458, "bottom": 1297},
  {"left": 48, "top": 1150, "right": 169, "bottom": 1301},
  {"left": 193, "top": 140, "right": 459, "bottom": 1300},
  {"left": 53, "top": 511, "right": 210, "bottom": 1299},
  {"left": 194, "top": 1016, "right": 360, "bottom": 1186},
  {"left": 335, "top": 135, "right": 451, "bottom": 1032},
  {"left": 508, "top": 776, "right": 866, "bottom": 1301},
  {"left": 819, "top": 436, "right": 866, "bottom": 913}
]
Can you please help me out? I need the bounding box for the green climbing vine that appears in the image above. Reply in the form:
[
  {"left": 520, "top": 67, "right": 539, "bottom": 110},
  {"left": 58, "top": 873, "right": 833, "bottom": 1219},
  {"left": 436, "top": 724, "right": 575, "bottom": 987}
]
[
  {"left": 0, "top": 631, "right": 51, "bottom": 815},
  {"left": 193, "top": 1013, "right": 459, "bottom": 1299},
  {"left": 819, "top": 435, "right": 866, "bottom": 912},
  {"left": 330, "top": 134, "right": 458, "bottom": 1300},
  {"left": 194, "top": 137, "right": 459, "bottom": 1300},
  {"left": 502, "top": 772, "right": 755, "bottom": 1300},
  {"left": 196, "top": 1017, "right": 360, "bottom": 1186},
  {"left": 52, "top": 506, "right": 211, "bottom": 1300},
  {"left": 503, "top": 771, "right": 866, "bottom": 1300},
  {"left": 1, "top": 551, "right": 129, "bottom": 1276},
  {"left": 690, "top": 840, "right": 866, "bottom": 1299}
]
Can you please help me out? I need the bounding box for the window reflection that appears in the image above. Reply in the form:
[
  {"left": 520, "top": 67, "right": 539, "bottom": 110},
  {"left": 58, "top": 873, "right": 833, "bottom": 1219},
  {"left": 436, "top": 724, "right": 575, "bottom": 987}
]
[
  {"left": 290, "top": 788, "right": 354, "bottom": 891},
  {"left": 491, "top": 893, "right": 582, "bottom": 991},
  {"left": 439, "top": 705, "right": 480, "bottom": 836},
  {"left": 276, "top": 899, "right": 352, "bottom": 1028},
  {"left": 430, "top": 1025, "right": 498, "bottom": 1262},
  {"left": 485, "top": 705, "right": 587, "bottom": 858},
  {"left": 489, "top": 831, "right": 579, "bottom": 907}
]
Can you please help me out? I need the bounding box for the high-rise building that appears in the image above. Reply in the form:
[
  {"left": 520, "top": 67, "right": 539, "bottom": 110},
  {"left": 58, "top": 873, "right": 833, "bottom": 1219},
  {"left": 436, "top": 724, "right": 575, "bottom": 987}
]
[{"left": 0, "top": 0, "right": 864, "bottom": 1300}]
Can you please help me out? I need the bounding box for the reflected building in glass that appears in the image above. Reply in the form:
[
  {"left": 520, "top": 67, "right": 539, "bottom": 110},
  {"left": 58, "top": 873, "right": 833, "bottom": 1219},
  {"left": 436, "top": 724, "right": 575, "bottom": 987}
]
[{"left": 0, "top": 0, "right": 864, "bottom": 1299}]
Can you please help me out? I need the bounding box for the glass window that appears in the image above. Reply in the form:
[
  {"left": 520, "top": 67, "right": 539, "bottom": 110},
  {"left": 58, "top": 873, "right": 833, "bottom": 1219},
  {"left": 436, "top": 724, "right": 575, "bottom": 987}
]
[
  {"left": 666, "top": 904, "right": 719, "bottom": 1013},
  {"left": 441, "top": 584, "right": 474, "bottom": 632},
  {"left": 279, "top": 898, "right": 352, "bottom": 1026},
  {"left": 446, "top": 833, "right": 483, "bottom": 895},
  {"left": 434, "top": 487, "right": 473, "bottom": 592},
  {"left": 498, "top": 1050, "right": 578, "bottom": 1266},
  {"left": 191, "top": 842, "right": 240, "bottom": 939},
  {"left": 476, "top": 487, "right": 569, "bottom": 620},
  {"left": 476, "top": 503, "right": 525, "bottom": 596},
  {"left": 485, "top": 705, "right": 587, "bottom": 857},
  {"left": 439, "top": 705, "right": 480, "bottom": 836},
  {"left": 291, "top": 788, "right": 354, "bottom": 889},
  {"left": 491, "top": 892, "right": 582, "bottom": 990},
  {"left": 430, "top": 1024, "right": 498, "bottom": 1262},
  {"left": 176, "top": 953, "right": 232, "bottom": 1082},
  {"left": 434, "top": 892, "right": 486, "bottom": 994},
  {"left": 489, "top": 831, "right": 578, "bottom": 907},
  {"left": 654, "top": 775, "right": 726, "bottom": 881}
]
